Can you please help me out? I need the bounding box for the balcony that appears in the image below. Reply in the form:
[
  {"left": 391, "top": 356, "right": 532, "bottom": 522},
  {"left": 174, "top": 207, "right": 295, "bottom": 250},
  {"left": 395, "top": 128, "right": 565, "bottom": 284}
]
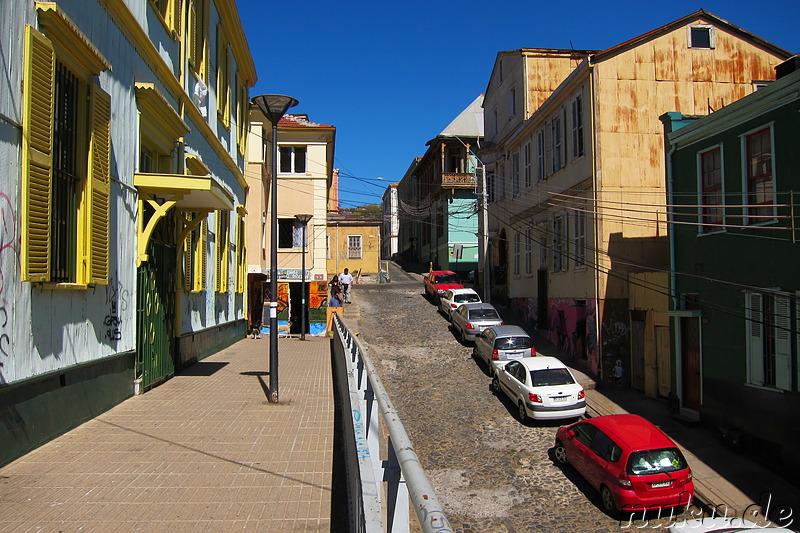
[{"left": 440, "top": 172, "right": 476, "bottom": 189}]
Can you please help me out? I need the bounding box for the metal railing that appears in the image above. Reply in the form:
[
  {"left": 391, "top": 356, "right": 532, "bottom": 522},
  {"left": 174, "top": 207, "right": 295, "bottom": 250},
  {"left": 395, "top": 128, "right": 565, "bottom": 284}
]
[{"left": 331, "top": 313, "right": 453, "bottom": 533}]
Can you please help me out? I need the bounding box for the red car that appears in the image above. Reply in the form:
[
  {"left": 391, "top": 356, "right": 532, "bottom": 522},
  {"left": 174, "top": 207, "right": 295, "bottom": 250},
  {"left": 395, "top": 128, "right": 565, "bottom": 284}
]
[
  {"left": 423, "top": 270, "right": 463, "bottom": 301},
  {"left": 554, "top": 414, "right": 694, "bottom": 515}
]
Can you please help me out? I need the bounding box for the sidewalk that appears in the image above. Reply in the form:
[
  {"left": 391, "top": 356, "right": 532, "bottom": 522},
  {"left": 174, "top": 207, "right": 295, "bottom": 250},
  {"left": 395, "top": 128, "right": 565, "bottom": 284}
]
[
  {"left": 0, "top": 336, "right": 334, "bottom": 531},
  {"left": 492, "top": 302, "right": 800, "bottom": 519}
]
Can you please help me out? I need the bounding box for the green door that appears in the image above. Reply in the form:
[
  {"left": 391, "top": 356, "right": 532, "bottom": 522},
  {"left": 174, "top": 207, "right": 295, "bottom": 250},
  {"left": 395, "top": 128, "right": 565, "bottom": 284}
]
[{"left": 136, "top": 238, "right": 177, "bottom": 391}]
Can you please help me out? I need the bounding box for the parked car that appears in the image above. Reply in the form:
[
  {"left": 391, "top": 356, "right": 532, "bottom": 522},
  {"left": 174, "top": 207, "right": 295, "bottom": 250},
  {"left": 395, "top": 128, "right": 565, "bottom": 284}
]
[
  {"left": 450, "top": 303, "right": 503, "bottom": 342},
  {"left": 423, "top": 270, "right": 463, "bottom": 302},
  {"left": 492, "top": 356, "right": 585, "bottom": 422},
  {"left": 473, "top": 325, "right": 535, "bottom": 373},
  {"left": 553, "top": 414, "right": 694, "bottom": 515},
  {"left": 438, "top": 288, "right": 481, "bottom": 319}
]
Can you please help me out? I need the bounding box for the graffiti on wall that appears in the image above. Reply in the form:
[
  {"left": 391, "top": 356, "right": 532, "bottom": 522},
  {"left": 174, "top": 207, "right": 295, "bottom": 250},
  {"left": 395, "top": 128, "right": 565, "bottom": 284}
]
[
  {"left": 0, "top": 193, "right": 20, "bottom": 381},
  {"left": 104, "top": 276, "right": 130, "bottom": 342}
]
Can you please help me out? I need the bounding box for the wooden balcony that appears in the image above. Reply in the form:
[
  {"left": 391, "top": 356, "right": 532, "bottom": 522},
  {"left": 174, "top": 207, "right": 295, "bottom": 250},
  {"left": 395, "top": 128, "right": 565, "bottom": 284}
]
[{"left": 440, "top": 172, "right": 476, "bottom": 189}]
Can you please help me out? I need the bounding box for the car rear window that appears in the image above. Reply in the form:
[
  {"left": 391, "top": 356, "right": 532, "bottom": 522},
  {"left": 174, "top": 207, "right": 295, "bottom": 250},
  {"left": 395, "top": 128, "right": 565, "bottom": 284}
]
[
  {"left": 627, "top": 448, "right": 688, "bottom": 475},
  {"left": 469, "top": 309, "right": 499, "bottom": 319},
  {"left": 437, "top": 274, "right": 459, "bottom": 284},
  {"left": 530, "top": 368, "right": 574, "bottom": 387},
  {"left": 495, "top": 336, "right": 532, "bottom": 350},
  {"left": 455, "top": 294, "right": 480, "bottom": 303}
]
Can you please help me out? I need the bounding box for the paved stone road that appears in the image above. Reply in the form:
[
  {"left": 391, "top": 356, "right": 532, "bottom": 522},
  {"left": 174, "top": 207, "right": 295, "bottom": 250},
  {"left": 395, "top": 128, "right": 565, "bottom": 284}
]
[{"left": 354, "top": 270, "right": 690, "bottom": 532}]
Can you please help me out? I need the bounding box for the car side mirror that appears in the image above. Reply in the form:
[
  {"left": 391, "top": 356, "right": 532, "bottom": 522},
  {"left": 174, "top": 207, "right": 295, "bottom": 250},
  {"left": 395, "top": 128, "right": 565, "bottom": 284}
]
[{"left": 566, "top": 429, "right": 576, "bottom": 439}]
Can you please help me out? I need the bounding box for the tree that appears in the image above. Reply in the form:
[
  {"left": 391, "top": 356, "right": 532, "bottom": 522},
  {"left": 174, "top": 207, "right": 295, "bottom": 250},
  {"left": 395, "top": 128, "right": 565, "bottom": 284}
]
[{"left": 351, "top": 203, "right": 383, "bottom": 219}]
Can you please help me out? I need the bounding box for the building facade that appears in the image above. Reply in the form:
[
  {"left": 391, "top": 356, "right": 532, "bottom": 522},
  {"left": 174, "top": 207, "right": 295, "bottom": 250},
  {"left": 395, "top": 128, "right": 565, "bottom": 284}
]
[
  {"left": 661, "top": 63, "right": 800, "bottom": 474},
  {"left": 381, "top": 183, "right": 399, "bottom": 259},
  {"left": 0, "top": 0, "right": 255, "bottom": 466},
  {"left": 245, "top": 112, "right": 335, "bottom": 337},
  {"left": 327, "top": 214, "right": 382, "bottom": 279},
  {"left": 480, "top": 11, "right": 791, "bottom": 382}
]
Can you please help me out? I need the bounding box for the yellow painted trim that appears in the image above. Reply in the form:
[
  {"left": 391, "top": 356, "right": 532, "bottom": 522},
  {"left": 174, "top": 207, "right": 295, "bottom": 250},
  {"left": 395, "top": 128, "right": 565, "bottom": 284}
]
[
  {"left": 134, "top": 172, "right": 234, "bottom": 209},
  {"left": 42, "top": 283, "right": 89, "bottom": 290},
  {"left": 185, "top": 154, "right": 211, "bottom": 175},
  {"left": 137, "top": 198, "right": 179, "bottom": 266},
  {"left": 135, "top": 82, "right": 190, "bottom": 141},
  {"left": 236, "top": 204, "right": 247, "bottom": 216},
  {"left": 36, "top": 2, "right": 111, "bottom": 75}
]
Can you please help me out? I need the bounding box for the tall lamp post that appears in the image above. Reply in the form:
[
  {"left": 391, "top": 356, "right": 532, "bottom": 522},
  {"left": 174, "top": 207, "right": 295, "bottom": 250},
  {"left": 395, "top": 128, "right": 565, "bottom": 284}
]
[
  {"left": 295, "top": 214, "right": 312, "bottom": 341},
  {"left": 252, "top": 94, "right": 299, "bottom": 403}
]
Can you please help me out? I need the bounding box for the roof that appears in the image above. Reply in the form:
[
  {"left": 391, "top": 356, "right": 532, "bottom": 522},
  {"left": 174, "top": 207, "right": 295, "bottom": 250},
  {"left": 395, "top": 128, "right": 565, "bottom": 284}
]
[
  {"left": 438, "top": 94, "right": 485, "bottom": 138},
  {"left": 278, "top": 114, "right": 334, "bottom": 129},
  {"left": 592, "top": 9, "right": 792, "bottom": 63},
  {"left": 520, "top": 356, "right": 568, "bottom": 370},
  {"left": 487, "top": 325, "right": 530, "bottom": 337},
  {"left": 588, "top": 414, "right": 676, "bottom": 451}
]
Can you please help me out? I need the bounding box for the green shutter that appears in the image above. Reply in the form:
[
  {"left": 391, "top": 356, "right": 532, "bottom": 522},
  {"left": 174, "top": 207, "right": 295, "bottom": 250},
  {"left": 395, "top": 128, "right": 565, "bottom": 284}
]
[
  {"left": 88, "top": 86, "right": 111, "bottom": 285},
  {"left": 199, "top": 219, "right": 207, "bottom": 291},
  {"left": 21, "top": 25, "right": 55, "bottom": 283}
]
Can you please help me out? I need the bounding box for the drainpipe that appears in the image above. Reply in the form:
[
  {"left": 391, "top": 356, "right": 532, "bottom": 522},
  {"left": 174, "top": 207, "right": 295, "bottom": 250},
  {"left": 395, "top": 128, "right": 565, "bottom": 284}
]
[{"left": 588, "top": 61, "right": 603, "bottom": 379}]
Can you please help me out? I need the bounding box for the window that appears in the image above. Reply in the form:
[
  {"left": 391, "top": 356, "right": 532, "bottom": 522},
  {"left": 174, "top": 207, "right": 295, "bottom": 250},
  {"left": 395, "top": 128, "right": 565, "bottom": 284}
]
[
  {"left": 187, "top": 0, "right": 208, "bottom": 77},
  {"left": 21, "top": 15, "right": 111, "bottom": 285},
  {"left": 744, "top": 127, "right": 775, "bottom": 224},
  {"left": 689, "top": 25, "right": 714, "bottom": 49},
  {"left": 524, "top": 227, "right": 532, "bottom": 276},
  {"left": 571, "top": 95, "right": 584, "bottom": 158},
  {"left": 215, "top": 211, "right": 230, "bottom": 292},
  {"left": 497, "top": 163, "right": 506, "bottom": 200},
  {"left": 552, "top": 110, "right": 566, "bottom": 173},
  {"left": 523, "top": 142, "right": 532, "bottom": 189},
  {"left": 493, "top": 108, "right": 498, "bottom": 136},
  {"left": 149, "top": 0, "right": 180, "bottom": 32},
  {"left": 183, "top": 212, "right": 208, "bottom": 291},
  {"left": 746, "top": 292, "right": 791, "bottom": 390},
  {"left": 538, "top": 224, "right": 548, "bottom": 270},
  {"left": 513, "top": 231, "right": 521, "bottom": 276},
  {"left": 552, "top": 216, "right": 567, "bottom": 272},
  {"left": 487, "top": 171, "right": 496, "bottom": 203},
  {"left": 511, "top": 150, "right": 520, "bottom": 198},
  {"left": 574, "top": 207, "right": 586, "bottom": 268},
  {"left": 278, "top": 218, "right": 302, "bottom": 248},
  {"left": 236, "top": 71, "right": 249, "bottom": 155},
  {"left": 445, "top": 146, "right": 461, "bottom": 173},
  {"left": 590, "top": 430, "right": 622, "bottom": 463},
  {"left": 216, "top": 23, "right": 230, "bottom": 128},
  {"left": 537, "top": 130, "right": 545, "bottom": 182},
  {"left": 699, "top": 146, "right": 723, "bottom": 233},
  {"left": 510, "top": 86, "right": 517, "bottom": 116},
  {"left": 573, "top": 423, "right": 598, "bottom": 447},
  {"left": 348, "top": 235, "right": 362, "bottom": 259},
  {"left": 279, "top": 145, "right": 307, "bottom": 174}
]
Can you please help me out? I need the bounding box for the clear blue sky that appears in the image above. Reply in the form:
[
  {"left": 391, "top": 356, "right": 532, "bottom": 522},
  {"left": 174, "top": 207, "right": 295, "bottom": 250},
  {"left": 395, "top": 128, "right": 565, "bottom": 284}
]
[{"left": 239, "top": 0, "right": 799, "bottom": 208}]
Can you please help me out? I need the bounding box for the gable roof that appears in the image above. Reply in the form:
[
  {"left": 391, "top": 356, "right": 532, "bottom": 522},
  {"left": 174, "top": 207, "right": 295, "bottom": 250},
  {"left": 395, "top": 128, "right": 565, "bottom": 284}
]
[
  {"left": 278, "top": 114, "right": 334, "bottom": 129},
  {"left": 591, "top": 9, "right": 792, "bottom": 63},
  {"left": 439, "top": 94, "right": 485, "bottom": 138}
]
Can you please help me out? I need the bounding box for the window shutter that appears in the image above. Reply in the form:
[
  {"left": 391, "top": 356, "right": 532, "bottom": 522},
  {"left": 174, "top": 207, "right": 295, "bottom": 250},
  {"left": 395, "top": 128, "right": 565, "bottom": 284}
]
[
  {"left": 184, "top": 212, "right": 194, "bottom": 292},
  {"left": 747, "top": 292, "right": 764, "bottom": 386},
  {"left": 198, "top": 219, "right": 207, "bottom": 290},
  {"left": 215, "top": 212, "right": 222, "bottom": 292},
  {"left": 774, "top": 295, "right": 791, "bottom": 391},
  {"left": 88, "top": 86, "right": 111, "bottom": 285},
  {"left": 235, "top": 214, "right": 245, "bottom": 293},
  {"left": 171, "top": 0, "right": 181, "bottom": 36},
  {"left": 21, "top": 26, "right": 55, "bottom": 283}
]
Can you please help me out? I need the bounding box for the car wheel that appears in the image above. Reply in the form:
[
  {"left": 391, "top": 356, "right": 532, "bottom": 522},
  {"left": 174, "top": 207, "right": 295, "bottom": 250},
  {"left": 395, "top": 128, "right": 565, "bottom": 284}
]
[
  {"left": 491, "top": 374, "right": 500, "bottom": 392},
  {"left": 518, "top": 401, "right": 529, "bottom": 423},
  {"left": 600, "top": 485, "right": 617, "bottom": 515},
  {"left": 472, "top": 345, "right": 479, "bottom": 357},
  {"left": 553, "top": 440, "right": 568, "bottom": 464}
]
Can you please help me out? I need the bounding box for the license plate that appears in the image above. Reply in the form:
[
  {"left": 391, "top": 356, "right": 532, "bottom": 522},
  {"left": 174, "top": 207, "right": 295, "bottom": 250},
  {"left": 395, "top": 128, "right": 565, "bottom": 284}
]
[
  {"left": 552, "top": 396, "right": 569, "bottom": 403},
  {"left": 651, "top": 481, "right": 671, "bottom": 488},
  {"left": 508, "top": 352, "right": 523, "bottom": 359}
]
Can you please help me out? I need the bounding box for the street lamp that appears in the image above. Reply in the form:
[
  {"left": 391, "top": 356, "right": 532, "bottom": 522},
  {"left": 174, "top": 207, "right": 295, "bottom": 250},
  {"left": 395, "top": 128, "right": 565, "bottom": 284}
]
[
  {"left": 295, "top": 214, "right": 312, "bottom": 341},
  {"left": 252, "top": 94, "right": 299, "bottom": 403}
]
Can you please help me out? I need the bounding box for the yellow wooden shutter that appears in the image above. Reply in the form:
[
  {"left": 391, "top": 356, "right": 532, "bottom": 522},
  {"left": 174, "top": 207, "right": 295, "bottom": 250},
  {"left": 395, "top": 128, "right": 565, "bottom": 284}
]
[
  {"left": 199, "top": 218, "right": 207, "bottom": 290},
  {"left": 21, "top": 25, "right": 55, "bottom": 283},
  {"left": 215, "top": 213, "right": 222, "bottom": 292},
  {"left": 235, "top": 213, "right": 245, "bottom": 293},
  {"left": 187, "top": 0, "right": 197, "bottom": 70},
  {"left": 184, "top": 212, "right": 194, "bottom": 292},
  {"left": 88, "top": 86, "right": 111, "bottom": 285}
]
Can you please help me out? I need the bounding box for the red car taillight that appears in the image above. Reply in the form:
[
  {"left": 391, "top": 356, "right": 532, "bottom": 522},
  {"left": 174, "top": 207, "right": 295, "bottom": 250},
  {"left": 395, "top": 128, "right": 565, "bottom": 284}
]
[
  {"left": 618, "top": 472, "right": 632, "bottom": 488},
  {"left": 578, "top": 390, "right": 585, "bottom": 400},
  {"left": 530, "top": 347, "right": 536, "bottom": 357},
  {"left": 528, "top": 393, "right": 542, "bottom": 403},
  {"left": 491, "top": 349, "right": 499, "bottom": 361},
  {"left": 465, "top": 322, "right": 474, "bottom": 330},
  {"left": 450, "top": 303, "right": 458, "bottom": 308}
]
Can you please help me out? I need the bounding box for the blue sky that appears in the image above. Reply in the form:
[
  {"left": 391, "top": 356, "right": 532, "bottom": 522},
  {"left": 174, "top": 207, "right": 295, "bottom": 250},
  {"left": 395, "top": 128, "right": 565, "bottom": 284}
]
[{"left": 238, "top": 0, "right": 799, "bottom": 208}]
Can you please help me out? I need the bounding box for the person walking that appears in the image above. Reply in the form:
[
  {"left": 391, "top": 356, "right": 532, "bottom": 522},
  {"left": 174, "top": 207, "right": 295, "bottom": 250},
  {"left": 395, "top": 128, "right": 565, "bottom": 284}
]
[{"left": 339, "top": 268, "right": 354, "bottom": 303}]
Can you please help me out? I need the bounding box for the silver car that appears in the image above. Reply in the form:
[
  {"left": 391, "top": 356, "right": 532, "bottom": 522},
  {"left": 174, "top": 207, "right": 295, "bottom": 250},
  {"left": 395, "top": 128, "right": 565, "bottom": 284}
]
[
  {"left": 474, "top": 325, "right": 535, "bottom": 375},
  {"left": 450, "top": 303, "right": 503, "bottom": 342}
]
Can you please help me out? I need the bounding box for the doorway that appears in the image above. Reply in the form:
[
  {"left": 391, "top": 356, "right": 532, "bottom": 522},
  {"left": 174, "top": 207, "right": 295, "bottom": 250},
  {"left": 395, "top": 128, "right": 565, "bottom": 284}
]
[
  {"left": 680, "top": 317, "right": 701, "bottom": 410},
  {"left": 289, "top": 282, "right": 309, "bottom": 336}
]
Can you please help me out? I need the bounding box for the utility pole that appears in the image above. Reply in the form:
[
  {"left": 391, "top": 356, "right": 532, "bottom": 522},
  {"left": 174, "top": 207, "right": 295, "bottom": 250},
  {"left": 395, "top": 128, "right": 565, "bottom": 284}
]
[{"left": 478, "top": 165, "right": 490, "bottom": 303}]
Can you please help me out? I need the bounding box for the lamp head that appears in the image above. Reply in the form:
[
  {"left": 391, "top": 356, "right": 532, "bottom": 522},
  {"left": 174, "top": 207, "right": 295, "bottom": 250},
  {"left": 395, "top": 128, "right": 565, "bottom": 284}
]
[
  {"left": 295, "top": 214, "right": 312, "bottom": 224},
  {"left": 251, "top": 94, "right": 299, "bottom": 125}
]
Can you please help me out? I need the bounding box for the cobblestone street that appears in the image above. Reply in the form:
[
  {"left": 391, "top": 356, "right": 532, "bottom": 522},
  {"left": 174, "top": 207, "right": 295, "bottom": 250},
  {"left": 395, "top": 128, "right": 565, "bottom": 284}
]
[{"left": 353, "top": 268, "right": 691, "bottom": 532}]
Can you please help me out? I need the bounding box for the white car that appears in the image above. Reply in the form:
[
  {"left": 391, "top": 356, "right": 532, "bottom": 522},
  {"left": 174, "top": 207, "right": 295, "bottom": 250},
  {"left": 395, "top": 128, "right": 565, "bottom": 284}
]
[
  {"left": 492, "top": 356, "right": 586, "bottom": 422},
  {"left": 438, "top": 288, "right": 481, "bottom": 320}
]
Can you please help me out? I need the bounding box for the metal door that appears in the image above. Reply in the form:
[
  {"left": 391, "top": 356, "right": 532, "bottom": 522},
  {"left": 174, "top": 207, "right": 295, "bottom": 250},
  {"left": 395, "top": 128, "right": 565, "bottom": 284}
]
[{"left": 136, "top": 239, "right": 176, "bottom": 390}]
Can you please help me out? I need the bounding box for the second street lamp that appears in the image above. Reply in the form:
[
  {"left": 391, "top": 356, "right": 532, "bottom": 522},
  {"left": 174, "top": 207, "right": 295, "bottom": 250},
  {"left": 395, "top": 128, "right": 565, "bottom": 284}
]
[
  {"left": 252, "top": 94, "right": 299, "bottom": 403},
  {"left": 295, "top": 214, "right": 312, "bottom": 341}
]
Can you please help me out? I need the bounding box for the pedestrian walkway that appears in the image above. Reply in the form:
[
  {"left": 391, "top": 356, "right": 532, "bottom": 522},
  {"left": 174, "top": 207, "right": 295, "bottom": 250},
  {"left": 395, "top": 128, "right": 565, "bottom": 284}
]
[
  {"left": 0, "top": 336, "right": 334, "bottom": 532},
  {"left": 491, "top": 301, "right": 800, "bottom": 520}
]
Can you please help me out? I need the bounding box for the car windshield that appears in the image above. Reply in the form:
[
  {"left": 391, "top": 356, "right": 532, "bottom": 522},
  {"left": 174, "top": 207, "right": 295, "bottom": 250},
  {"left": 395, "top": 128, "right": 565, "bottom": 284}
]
[
  {"left": 495, "top": 336, "right": 532, "bottom": 350},
  {"left": 469, "top": 309, "right": 499, "bottom": 319},
  {"left": 627, "top": 448, "right": 688, "bottom": 475},
  {"left": 437, "top": 274, "right": 459, "bottom": 284},
  {"left": 455, "top": 294, "right": 481, "bottom": 303},
  {"left": 530, "top": 368, "right": 574, "bottom": 386}
]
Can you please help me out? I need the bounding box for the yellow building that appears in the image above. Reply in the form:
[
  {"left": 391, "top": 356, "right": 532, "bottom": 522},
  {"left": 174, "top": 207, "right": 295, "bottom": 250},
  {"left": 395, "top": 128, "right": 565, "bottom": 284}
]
[{"left": 327, "top": 214, "right": 382, "bottom": 280}]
